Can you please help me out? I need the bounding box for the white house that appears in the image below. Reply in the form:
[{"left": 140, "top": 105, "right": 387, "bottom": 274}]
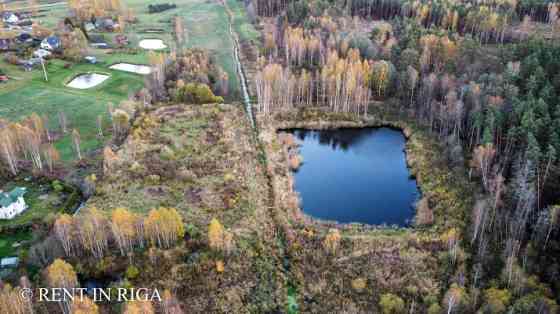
[
  {"left": 0, "top": 257, "right": 19, "bottom": 268},
  {"left": 33, "top": 48, "right": 52, "bottom": 59},
  {"left": 0, "top": 187, "right": 28, "bottom": 220},
  {"left": 2, "top": 12, "right": 19, "bottom": 25}
]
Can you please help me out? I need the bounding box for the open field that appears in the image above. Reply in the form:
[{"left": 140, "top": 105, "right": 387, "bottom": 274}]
[
  {"left": 0, "top": 229, "right": 32, "bottom": 256},
  {"left": 226, "top": 0, "right": 260, "bottom": 43},
  {"left": 122, "top": 0, "right": 257, "bottom": 96},
  {"left": 0, "top": 59, "right": 145, "bottom": 161},
  {"left": 0, "top": 0, "right": 257, "bottom": 163},
  {"left": 79, "top": 104, "right": 284, "bottom": 312}
]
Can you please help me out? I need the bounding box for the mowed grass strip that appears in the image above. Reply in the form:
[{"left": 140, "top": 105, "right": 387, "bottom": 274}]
[
  {"left": 124, "top": 0, "right": 244, "bottom": 96},
  {"left": 226, "top": 0, "right": 260, "bottom": 43}
]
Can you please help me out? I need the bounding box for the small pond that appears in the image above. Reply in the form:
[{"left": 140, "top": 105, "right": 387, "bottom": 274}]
[
  {"left": 287, "top": 127, "right": 419, "bottom": 226},
  {"left": 139, "top": 39, "right": 167, "bottom": 50},
  {"left": 109, "top": 63, "right": 152, "bottom": 75},
  {"left": 66, "top": 73, "right": 110, "bottom": 89}
]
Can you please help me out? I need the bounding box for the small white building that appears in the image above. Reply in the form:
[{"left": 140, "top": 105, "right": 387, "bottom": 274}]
[
  {"left": 33, "top": 48, "right": 52, "bottom": 59},
  {"left": 0, "top": 187, "right": 28, "bottom": 220},
  {"left": 2, "top": 13, "right": 19, "bottom": 25},
  {"left": 0, "top": 257, "right": 19, "bottom": 268}
]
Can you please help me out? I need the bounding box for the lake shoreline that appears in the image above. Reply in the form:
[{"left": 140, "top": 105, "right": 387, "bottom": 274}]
[{"left": 257, "top": 107, "right": 472, "bottom": 235}]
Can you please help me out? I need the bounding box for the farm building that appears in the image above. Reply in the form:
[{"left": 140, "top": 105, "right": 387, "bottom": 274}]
[
  {"left": 0, "top": 187, "right": 28, "bottom": 220},
  {"left": 95, "top": 18, "right": 116, "bottom": 31},
  {"left": 84, "top": 22, "right": 96, "bottom": 32},
  {"left": 84, "top": 56, "right": 97, "bottom": 64}
]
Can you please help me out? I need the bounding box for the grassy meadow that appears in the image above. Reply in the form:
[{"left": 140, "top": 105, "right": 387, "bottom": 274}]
[
  {"left": 0, "top": 59, "right": 145, "bottom": 161},
  {"left": 0, "top": 0, "right": 258, "bottom": 162}
]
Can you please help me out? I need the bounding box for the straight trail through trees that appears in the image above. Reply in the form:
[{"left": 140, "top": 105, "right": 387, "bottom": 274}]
[
  {"left": 220, "top": 2, "right": 298, "bottom": 311},
  {"left": 220, "top": 0, "right": 254, "bottom": 128}
]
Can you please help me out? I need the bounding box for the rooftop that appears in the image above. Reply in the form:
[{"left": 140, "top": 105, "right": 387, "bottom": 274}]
[
  {"left": 0, "top": 257, "right": 19, "bottom": 267},
  {"left": 0, "top": 187, "right": 27, "bottom": 207}
]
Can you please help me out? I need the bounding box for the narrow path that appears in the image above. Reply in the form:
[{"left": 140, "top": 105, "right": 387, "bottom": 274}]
[
  {"left": 221, "top": 0, "right": 255, "bottom": 128},
  {"left": 221, "top": 2, "right": 299, "bottom": 312}
]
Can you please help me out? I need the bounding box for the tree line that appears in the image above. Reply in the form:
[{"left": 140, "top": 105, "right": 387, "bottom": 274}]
[
  {"left": 146, "top": 49, "right": 228, "bottom": 104},
  {"left": 0, "top": 101, "right": 136, "bottom": 176},
  {"left": 251, "top": 0, "right": 559, "bottom": 43},
  {"left": 255, "top": 49, "right": 375, "bottom": 115},
  {"left": 251, "top": 1, "right": 560, "bottom": 308},
  {"left": 54, "top": 206, "right": 185, "bottom": 258},
  {"left": 0, "top": 258, "right": 184, "bottom": 314}
]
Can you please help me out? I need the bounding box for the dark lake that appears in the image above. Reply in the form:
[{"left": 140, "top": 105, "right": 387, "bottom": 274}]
[{"left": 287, "top": 127, "right": 420, "bottom": 226}]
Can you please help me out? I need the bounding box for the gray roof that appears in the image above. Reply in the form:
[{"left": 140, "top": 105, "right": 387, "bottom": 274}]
[
  {"left": 1, "top": 257, "right": 19, "bottom": 267},
  {"left": 0, "top": 39, "right": 9, "bottom": 49},
  {"left": 0, "top": 187, "right": 26, "bottom": 207}
]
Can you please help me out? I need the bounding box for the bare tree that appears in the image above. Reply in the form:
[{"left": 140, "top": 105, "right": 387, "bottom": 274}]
[
  {"left": 58, "top": 111, "right": 68, "bottom": 134},
  {"left": 72, "top": 129, "right": 82, "bottom": 161}
]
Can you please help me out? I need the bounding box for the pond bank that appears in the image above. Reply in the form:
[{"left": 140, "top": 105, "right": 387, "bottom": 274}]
[
  {"left": 257, "top": 108, "right": 472, "bottom": 234},
  {"left": 255, "top": 108, "right": 475, "bottom": 312}
]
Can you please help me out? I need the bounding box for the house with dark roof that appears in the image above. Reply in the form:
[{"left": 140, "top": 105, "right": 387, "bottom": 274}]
[
  {"left": 33, "top": 48, "right": 52, "bottom": 58},
  {"left": 16, "top": 33, "right": 33, "bottom": 44},
  {"left": 0, "top": 38, "right": 11, "bottom": 50},
  {"left": 95, "top": 18, "right": 116, "bottom": 31},
  {"left": 0, "top": 187, "right": 28, "bottom": 220}
]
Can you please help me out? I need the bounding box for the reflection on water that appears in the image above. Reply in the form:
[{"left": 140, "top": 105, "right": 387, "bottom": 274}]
[{"left": 287, "top": 127, "right": 420, "bottom": 226}]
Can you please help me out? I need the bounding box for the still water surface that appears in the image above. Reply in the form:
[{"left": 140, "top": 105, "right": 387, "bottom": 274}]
[{"left": 288, "top": 127, "right": 419, "bottom": 226}]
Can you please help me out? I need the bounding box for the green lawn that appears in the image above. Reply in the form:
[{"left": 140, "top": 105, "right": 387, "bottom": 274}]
[
  {"left": 122, "top": 0, "right": 259, "bottom": 97},
  {"left": 0, "top": 59, "right": 145, "bottom": 161},
  {"left": 0, "top": 0, "right": 258, "bottom": 161},
  {"left": 227, "top": 0, "right": 261, "bottom": 43},
  {"left": 0, "top": 177, "right": 82, "bottom": 228},
  {"left": 0, "top": 230, "right": 32, "bottom": 257}
]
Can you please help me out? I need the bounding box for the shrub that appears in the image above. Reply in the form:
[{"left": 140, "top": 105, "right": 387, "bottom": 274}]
[
  {"left": 175, "top": 83, "right": 224, "bottom": 104},
  {"left": 379, "top": 293, "right": 405, "bottom": 314},
  {"left": 52, "top": 180, "right": 64, "bottom": 192},
  {"left": 125, "top": 265, "right": 140, "bottom": 279},
  {"left": 148, "top": 3, "right": 177, "bottom": 13},
  {"left": 351, "top": 278, "right": 367, "bottom": 292},
  {"left": 483, "top": 287, "right": 511, "bottom": 313},
  {"left": 322, "top": 229, "right": 341, "bottom": 254}
]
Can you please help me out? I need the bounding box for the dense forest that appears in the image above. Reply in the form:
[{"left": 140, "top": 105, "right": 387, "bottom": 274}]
[
  {"left": 247, "top": 0, "right": 560, "bottom": 311},
  {"left": 1, "top": 0, "right": 559, "bottom": 312}
]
